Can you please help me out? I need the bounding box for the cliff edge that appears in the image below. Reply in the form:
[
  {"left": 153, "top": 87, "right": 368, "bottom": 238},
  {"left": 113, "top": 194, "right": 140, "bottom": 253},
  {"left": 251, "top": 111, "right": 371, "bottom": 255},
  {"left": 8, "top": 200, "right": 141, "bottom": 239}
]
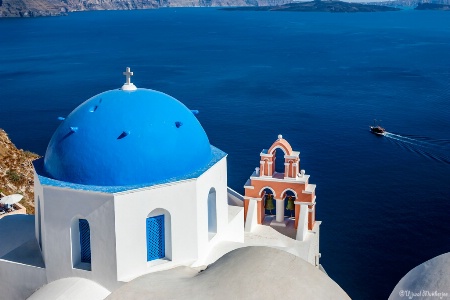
[{"left": 0, "top": 129, "right": 39, "bottom": 213}]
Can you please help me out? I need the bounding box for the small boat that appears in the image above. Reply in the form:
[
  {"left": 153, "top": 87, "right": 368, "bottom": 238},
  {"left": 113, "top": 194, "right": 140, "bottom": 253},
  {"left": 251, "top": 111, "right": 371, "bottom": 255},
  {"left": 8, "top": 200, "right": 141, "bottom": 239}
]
[
  {"left": 370, "top": 120, "right": 386, "bottom": 136},
  {"left": 370, "top": 126, "right": 386, "bottom": 135}
]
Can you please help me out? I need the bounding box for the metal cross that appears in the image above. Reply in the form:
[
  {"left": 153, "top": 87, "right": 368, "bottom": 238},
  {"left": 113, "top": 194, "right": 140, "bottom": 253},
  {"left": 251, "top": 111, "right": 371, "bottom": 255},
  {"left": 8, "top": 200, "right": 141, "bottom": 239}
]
[{"left": 123, "top": 67, "right": 133, "bottom": 85}]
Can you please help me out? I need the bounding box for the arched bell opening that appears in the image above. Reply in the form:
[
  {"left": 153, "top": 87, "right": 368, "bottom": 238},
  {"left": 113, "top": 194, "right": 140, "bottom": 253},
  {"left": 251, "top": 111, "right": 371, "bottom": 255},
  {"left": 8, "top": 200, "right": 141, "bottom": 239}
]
[
  {"left": 283, "top": 190, "right": 296, "bottom": 218},
  {"left": 273, "top": 148, "right": 286, "bottom": 174},
  {"left": 262, "top": 188, "right": 276, "bottom": 216}
]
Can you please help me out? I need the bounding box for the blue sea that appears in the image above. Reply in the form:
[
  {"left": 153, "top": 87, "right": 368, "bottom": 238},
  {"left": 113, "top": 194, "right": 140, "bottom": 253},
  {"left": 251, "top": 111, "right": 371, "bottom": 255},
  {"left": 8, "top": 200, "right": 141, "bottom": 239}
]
[{"left": 1, "top": 8, "right": 450, "bottom": 299}]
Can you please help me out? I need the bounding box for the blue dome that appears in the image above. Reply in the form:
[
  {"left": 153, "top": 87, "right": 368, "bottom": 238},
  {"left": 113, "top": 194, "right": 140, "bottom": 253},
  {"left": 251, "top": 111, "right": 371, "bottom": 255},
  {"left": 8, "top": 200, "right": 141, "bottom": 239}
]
[{"left": 44, "top": 88, "right": 212, "bottom": 186}]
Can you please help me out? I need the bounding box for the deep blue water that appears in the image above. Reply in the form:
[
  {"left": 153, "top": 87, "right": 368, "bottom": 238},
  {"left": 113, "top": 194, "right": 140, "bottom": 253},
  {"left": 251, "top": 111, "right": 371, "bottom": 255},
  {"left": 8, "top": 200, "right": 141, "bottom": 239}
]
[{"left": 1, "top": 8, "right": 450, "bottom": 299}]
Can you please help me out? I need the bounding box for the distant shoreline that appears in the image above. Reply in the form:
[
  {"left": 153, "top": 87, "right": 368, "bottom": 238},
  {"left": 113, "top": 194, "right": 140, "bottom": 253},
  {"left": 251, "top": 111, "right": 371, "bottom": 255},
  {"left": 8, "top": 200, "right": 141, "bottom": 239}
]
[
  {"left": 221, "top": 1, "right": 400, "bottom": 12},
  {"left": 1, "top": 0, "right": 448, "bottom": 18},
  {"left": 415, "top": 2, "right": 450, "bottom": 10},
  {"left": 0, "top": 0, "right": 402, "bottom": 18}
]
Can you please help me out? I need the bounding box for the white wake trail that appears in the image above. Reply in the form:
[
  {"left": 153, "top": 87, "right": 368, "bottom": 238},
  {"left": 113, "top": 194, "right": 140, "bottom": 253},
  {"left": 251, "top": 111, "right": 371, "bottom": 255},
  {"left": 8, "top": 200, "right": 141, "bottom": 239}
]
[{"left": 383, "top": 132, "right": 450, "bottom": 165}]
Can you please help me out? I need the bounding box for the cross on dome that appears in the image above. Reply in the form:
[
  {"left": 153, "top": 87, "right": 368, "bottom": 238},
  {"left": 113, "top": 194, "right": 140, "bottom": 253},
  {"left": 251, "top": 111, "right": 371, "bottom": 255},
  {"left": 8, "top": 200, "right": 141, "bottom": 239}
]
[
  {"left": 121, "top": 67, "right": 137, "bottom": 91},
  {"left": 123, "top": 67, "right": 133, "bottom": 84}
]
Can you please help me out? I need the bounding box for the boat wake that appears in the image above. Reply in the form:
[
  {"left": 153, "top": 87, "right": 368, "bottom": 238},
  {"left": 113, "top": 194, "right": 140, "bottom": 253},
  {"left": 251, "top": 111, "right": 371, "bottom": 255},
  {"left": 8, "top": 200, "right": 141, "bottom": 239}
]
[{"left": 384, "top": 132, "right": 450, "bottom": 165}]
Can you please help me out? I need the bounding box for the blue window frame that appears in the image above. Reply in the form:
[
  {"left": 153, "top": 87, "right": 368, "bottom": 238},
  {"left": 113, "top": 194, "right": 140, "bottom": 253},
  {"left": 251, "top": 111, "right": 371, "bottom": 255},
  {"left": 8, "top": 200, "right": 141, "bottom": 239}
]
[
  {"left": 146, "top": 215, "right": 165, "bottom": 261},
  {"left": 79, "top": 219, "right": 91, "bottom": 264}
]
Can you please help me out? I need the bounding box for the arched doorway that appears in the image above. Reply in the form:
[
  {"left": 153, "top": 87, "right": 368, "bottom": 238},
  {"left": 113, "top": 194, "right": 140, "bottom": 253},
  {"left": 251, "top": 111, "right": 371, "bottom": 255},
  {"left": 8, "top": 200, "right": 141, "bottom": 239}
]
[{"left": 146, "top": 208, "right": 172, "bottom": 261}]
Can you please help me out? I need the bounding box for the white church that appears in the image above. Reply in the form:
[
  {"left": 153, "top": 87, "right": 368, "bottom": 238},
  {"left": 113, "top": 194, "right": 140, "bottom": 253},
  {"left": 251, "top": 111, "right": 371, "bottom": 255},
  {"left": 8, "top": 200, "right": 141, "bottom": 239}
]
[{"left": 0, "top": 68, "right": 351, "bottom": 300}]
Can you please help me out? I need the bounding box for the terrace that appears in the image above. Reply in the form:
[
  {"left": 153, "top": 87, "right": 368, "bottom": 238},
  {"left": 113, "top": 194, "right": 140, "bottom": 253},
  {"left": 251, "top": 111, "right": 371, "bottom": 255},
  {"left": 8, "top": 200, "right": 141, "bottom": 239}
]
[{"left": 0, "top": 193, "right": 27, "bottom": 219}]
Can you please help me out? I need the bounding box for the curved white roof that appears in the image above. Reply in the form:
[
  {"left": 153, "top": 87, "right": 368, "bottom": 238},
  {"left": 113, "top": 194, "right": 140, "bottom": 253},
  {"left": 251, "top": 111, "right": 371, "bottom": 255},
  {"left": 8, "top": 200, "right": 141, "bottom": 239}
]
[
  {"left": 107, "top": 246, "right": 350, "bottom": 300},
  {"left": 389, "top": 252, "right": 450, "bottom": 300},
  {"left": 28, "top": 277, "right": 110, "bottom": 300}
]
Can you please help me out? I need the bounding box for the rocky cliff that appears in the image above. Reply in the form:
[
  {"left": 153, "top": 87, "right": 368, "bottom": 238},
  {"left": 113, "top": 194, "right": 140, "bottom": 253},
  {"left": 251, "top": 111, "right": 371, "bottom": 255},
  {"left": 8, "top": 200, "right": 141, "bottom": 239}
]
[
  {"left": 0, "top": 0, "right": 291, "bottom": 17},
  {"left": 0, "top": 129, "right": 39, "bottom": 214}
]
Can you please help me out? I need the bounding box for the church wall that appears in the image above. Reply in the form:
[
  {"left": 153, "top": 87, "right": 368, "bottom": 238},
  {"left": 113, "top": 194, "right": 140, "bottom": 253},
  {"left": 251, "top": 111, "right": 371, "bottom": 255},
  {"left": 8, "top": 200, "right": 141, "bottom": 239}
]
[
  {"left": 313, "top": 222, "right": 321, "bottom": 267},
  {"left": 305, "top": 221, "right": 321, "bottom": 266},
  {"left": 113, "top": 179, "right": 198, "bottom": 281},
  {"left": 0, "top": 259, "right": 47, "bottom": 300},
  {"left": 40, "top": 186, "right": 118, "bottom": 291},
  {"left": 195, "top": 157, "right": 229, "bottom": 260},
  {"left": 34, "top": 174, "right": 45, "bottom": 258}
]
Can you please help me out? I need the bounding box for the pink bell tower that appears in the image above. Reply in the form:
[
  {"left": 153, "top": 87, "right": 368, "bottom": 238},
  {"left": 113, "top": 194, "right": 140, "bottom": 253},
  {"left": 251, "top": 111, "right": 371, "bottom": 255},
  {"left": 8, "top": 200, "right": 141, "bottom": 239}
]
[{"left": 243, "top": 135, "right": 317, "bottom": 240}]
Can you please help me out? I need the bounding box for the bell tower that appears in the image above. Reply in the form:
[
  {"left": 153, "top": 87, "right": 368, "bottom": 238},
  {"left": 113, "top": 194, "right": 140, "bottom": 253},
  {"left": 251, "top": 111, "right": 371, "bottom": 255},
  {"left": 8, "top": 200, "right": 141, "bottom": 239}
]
[{"left": 243, "top": 135, "right": 317, "bottom": 241}]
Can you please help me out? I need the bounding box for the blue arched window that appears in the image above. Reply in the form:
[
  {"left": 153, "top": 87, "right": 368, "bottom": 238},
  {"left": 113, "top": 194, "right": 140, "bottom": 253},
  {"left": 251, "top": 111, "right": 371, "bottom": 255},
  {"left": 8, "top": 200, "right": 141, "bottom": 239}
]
[{"left": 79, "top": 219, "right": 91, "bottom": 264}]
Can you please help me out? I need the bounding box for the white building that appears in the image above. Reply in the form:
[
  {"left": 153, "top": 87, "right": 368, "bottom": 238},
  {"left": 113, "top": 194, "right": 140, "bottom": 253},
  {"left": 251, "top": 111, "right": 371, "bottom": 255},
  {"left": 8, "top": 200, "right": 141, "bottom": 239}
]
[{"left": 0, "top": 68, "right": 346, "bottom": 300}]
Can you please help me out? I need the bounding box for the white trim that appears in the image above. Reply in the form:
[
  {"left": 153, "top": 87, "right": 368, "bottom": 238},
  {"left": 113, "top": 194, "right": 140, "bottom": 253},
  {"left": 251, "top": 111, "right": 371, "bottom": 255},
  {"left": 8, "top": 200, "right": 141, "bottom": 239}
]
[
  {"left": 294, "top": 201, "right": 315, "bottom": 206},
  {"left": 250, "top": 175, "right": 309, "bottom": 184},
  {"left": 280, "top": 188, "right": 298, "bottom": 198},
  {"left": 269, "top": 145, "right": 288, "bottom": 155},
  {"left": 243, "top": 197, "right": 262, "bottom": 202},
  {"left": 227, "top": 187, "right": 244, "bottom": 201},
  {"left": 113, "top": 178, "right": 196, "bottom": 195},
  {"left": 244, "top": 179, "right": 254, "bottom": 189},
  {"left": 302, "top": 184, "right": 316, "bottom": 194},
  {"left": 258, "top": 186, "right": 276, "bottom": 197}
]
